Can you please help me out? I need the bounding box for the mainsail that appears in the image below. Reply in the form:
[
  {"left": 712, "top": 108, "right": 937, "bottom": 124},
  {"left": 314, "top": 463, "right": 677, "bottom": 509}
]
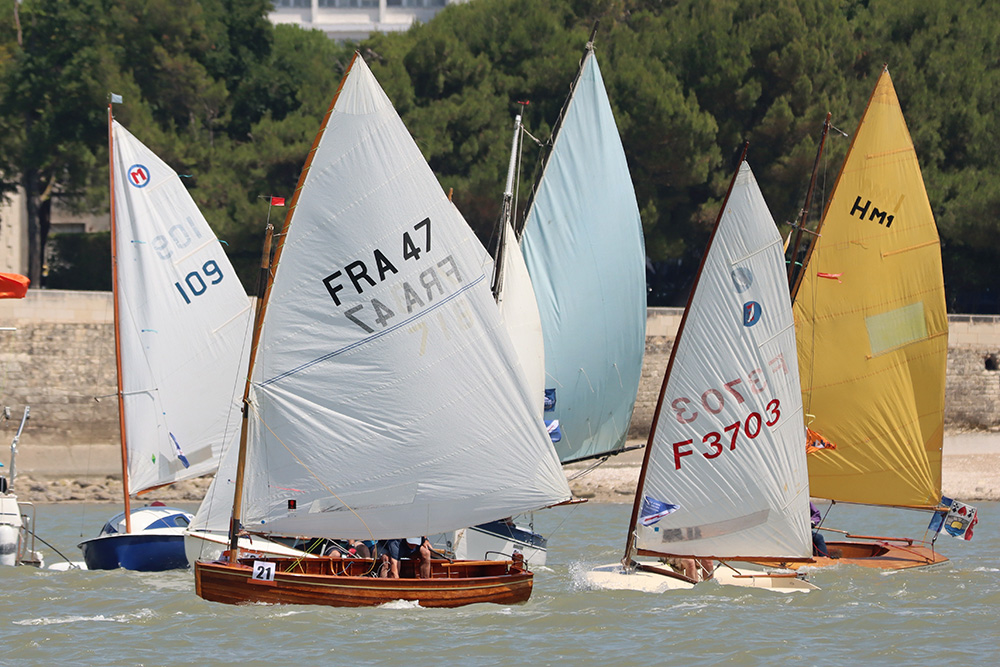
[
  {"left": 632, "top": 161, "right": 810, "bottom": 560},
  {"left": 792, "top": 67, "right": 947, "bottom": 509},
  {"left": 110, "top": 121, "right": 251, "bottom": 495},
  {"left": 520, "top": 46, "right": 646, "bottom": 463},
  {"left": 236, "top": 54, "right": 571, "bottom": 540}
]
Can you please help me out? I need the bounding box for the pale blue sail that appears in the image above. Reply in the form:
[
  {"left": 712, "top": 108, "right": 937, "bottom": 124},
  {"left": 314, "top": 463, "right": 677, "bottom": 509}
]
[{"left": 520, "top": 48, "right": 646, "bottom": 463}]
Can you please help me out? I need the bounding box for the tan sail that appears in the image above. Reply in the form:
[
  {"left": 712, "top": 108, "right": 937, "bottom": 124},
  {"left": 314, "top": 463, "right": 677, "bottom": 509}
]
[{"left": 794, "top": 67, "right": 946, "bottom": 509}]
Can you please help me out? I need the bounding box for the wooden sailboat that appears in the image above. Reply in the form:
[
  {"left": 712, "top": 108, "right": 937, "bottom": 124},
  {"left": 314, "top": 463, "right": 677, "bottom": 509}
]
[
  {"left": 78, "top": 106, "right": 251, "bottom": 571},
  {"left": 193, "top": 52, "right": 572, "bottom": 608},
  {"left": 585, "top": 155, "right": 817, "bottom": 593},
  {"left": 763, "top": 66, "right": 950, "bottom": 571}
]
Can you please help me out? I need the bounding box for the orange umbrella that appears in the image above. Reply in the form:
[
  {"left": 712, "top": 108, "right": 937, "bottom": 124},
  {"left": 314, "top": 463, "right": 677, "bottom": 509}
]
[{"left": 0, "top": 272, "right": 30, "bottom": 299}]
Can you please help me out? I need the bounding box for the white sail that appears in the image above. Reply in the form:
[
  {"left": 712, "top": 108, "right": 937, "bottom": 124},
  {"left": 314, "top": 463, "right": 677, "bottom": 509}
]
[
  {"left": 520, "top": 49, "right": 646, "bottom": 462},
  {"left": 634, "top": 162, "right": 810, "bottom": 559},
  {"left": 497, "top": 219, "right": 546, "bottom": 419},
  {"left": 111, "top": 121, "right": 252, "bottom": 494},
  {"left": 494, "top": 114, "right": 545, "bottom": 419},
  {"left": 239, "top": 55, "right": 570, "bottom": 540}
]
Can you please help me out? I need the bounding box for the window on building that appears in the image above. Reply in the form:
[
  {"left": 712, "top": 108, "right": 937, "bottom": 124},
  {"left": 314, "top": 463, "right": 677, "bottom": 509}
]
[{"left": 386, "top": 0, "right": 448, "bottom": 7}]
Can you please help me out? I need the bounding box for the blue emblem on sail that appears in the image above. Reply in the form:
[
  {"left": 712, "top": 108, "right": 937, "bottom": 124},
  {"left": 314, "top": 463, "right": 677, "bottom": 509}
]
[
  {"left": 639, "top": 496, "right": 679, "bottom": 526},
  {"left": 742, "top": 301, "right": 762, "bottom": 327},
  {"left": 126, "top": 164, "right": 151, "bottom": 188},
  {"left": 544, "top": 388, "right": 557, "bottom": 412},
  {"left": 169, "top": 432, "right": 191, "bottom": 468},
  {"left": 545, "top": 420, "right": 562, "bottom": 443}
]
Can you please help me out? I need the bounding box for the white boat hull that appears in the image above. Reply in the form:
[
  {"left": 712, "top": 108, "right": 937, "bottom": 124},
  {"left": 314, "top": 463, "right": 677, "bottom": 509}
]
[
  {"left": 443, "top": 520, "right": 547, "bottom": 566},
  {"left": 0, "top": 494, "right": 42, "bottom": 567},
  {"left": 585, "top": 562, "right": 818, "bottom": 594}
]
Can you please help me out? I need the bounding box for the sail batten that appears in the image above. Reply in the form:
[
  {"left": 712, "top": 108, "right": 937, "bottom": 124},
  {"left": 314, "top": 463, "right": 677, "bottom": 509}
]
[
  {"left": 794, "top": 69, "right": 946, "bottom": 509},
  {"left": 521, "top": 49, "right": 646, "bottom": 463},
  {"left": 237, "top": 55, "right": 570, "bottom": 541}
]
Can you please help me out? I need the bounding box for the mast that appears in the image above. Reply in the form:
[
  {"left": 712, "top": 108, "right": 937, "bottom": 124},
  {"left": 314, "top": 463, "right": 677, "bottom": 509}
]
[
  {"left": 491, "top": 113, "right": 523, "bottom": 302},
  {"left": 108, "top": 103, "right": 131, "bottom": 534},
  {"left": 621, "top": 143, "right": 749, "bottom": 568},
  {"left": 226, "top": 52, "right": 361, "bottom": 558},
  {"left": 517, "top": 21, "right": 599, "bottom": 239},
  {"left": 226, "top": 223, "right": 273, "bottom": 557},
  {"left": 786, "top": 112, "right": 832, "bottom": 291}
]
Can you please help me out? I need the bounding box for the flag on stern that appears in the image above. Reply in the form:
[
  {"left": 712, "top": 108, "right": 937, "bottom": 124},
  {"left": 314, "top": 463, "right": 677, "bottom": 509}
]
[{"left": 928, "top": 497, "right": 978, "bottom": 541}]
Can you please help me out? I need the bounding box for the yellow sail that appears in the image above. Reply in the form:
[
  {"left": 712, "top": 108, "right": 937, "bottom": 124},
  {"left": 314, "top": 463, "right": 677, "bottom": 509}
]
[{"left": 794, "top": 68, "right": 946, "bottom": 509}]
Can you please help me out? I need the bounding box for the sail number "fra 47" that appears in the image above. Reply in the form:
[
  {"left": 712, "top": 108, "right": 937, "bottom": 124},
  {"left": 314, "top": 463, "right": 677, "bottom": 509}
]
[{"left": 322, "top": 218, "right": 464, "bottom": 333}]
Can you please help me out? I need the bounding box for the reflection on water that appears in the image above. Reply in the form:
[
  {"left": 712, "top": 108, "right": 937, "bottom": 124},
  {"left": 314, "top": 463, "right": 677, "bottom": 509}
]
[{"left": 2, "top": 502, "right": 997, "bottom": 665}]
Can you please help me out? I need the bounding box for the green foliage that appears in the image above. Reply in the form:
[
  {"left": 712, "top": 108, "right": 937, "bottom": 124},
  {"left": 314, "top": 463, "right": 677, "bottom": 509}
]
[
  {"left": 45, "top": 231, "right": 111, "bottom": 291},
  {"left": 1, "top": 0, "right": 999, "bottom": 310}
]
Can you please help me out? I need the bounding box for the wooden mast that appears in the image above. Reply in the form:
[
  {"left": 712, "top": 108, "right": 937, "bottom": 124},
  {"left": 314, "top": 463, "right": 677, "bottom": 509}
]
[
  {"left": 225, "top": 222, "right": 273, "bottom": 557},
  {"left": 225, "top": 51, "right": 361, "bottom": 560},
  {"left": 108, "top": 102, "right": 132, "bottom": 534},
  {"left": 786, "top": 112, "right": 832, "bottom": 292},
  {"left": 620, "top": 143, "right": 749, "bottom": 568},
  {"left": 789, "top": 66, "right": 887, "bottom": 302}
]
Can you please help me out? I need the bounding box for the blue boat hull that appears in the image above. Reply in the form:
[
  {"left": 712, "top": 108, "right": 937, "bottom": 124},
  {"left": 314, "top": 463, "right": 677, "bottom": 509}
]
[{"left": 79, "top": 532, "right": 190, "bottom": 571}]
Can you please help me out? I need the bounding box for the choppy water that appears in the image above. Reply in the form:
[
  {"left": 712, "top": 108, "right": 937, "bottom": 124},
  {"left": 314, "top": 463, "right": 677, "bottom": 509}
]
[{"left": 1, "top": 501, "right": 997, "bottom": 666}]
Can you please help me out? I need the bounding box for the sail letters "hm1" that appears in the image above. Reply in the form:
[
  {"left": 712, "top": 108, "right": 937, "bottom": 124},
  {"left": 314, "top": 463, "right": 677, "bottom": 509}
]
[{"left": 850, "top": 196, "right": 894, "bottom": 228}]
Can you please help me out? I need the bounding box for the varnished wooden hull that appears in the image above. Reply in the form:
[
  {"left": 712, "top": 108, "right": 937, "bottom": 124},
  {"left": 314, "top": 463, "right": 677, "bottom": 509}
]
[
  {"left": 194, "top": 555, "right": 533, "bottom": 608},
  {"left": 753, "top": 539, "right": 948, "bottom": 571}
]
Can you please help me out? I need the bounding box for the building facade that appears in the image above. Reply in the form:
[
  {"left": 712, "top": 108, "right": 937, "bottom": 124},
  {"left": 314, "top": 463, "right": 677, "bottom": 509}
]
[{"left": 270, "top": 0, "right": 467, "bottom": 41}]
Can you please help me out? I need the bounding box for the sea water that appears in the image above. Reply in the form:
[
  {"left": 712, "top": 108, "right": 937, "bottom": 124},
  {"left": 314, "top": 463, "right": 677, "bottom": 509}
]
[{"left": 1, "top": 501, "right": 996, "bottom": 666}]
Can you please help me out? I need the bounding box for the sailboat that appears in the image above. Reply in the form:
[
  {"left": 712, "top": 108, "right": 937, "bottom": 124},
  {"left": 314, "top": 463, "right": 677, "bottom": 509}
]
[
  {"left": 585, "top": 156, "right": 817, "bottom": 593},
  {"left": 519, "top": 34, "right": 647, "bottom": 466},
  {"left": 193, "top": 52, "right": 571, "bottom": 608},
  {"left": 448, "top": 34, "right": 647, "bottom": 565},
  {"left": 440, "top": 113, "right": 551, "bottom": 566},
  {"left": 764, "top": 66, "right": 951, "bottom": 570},
  {"left": 78, "top": 107, "right": 252, "bottom": 571},
  {"left": 1, "top": 275, "right": 42, "bottom": 567}
]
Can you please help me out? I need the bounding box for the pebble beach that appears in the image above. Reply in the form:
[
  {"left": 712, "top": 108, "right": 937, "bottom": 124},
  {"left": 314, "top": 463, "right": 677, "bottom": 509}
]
[{"left": 9, "top": 430, "right": 999, "bottom": 505}]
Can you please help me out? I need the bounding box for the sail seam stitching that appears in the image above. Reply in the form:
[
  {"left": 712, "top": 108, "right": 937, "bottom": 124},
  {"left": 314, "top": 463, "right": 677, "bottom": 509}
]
[{"left": 260, "top": 274, "right": 486, "bottom": 386}]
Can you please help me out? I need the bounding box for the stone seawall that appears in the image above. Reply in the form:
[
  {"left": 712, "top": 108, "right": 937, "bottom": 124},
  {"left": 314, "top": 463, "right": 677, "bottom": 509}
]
[{"left": 2, "top": 292, "right": 999, "bottom": 477}]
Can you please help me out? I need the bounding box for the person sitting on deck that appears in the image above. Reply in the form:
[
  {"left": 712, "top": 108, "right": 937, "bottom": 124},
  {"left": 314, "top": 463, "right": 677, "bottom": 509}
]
[
  {"left": 378, "top": 537, "right": 431, "bottom": 579},
  {"left": 810, "top": 501, "right": 838, "bottom": 558},
  {"left": 664, "top": 557, "right": 714, "bottom": 582}
]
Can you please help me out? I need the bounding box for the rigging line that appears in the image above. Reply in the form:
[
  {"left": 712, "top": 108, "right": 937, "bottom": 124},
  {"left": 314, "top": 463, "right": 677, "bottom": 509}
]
[
  {"left": 534, "top": 498, "right": 584, "bottom": 544},
  {"left": 21, "top": 525, "right": 80, "bottom": 569},
  {"left": 521, "top": 127, "right": 544, "bottom": 147},
  {"left": 566, "top": 454, "right": 614, "bottom": 481}
]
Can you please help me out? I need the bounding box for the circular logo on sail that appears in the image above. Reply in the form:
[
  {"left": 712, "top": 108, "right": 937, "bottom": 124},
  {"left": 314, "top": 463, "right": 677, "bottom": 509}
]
[
  {"left": 126, "top": 164, "right": 151, "bottom": 188},
  {"left": 731, "top": 267, "right": 753, "bottom": 293},
  {"left": 743, "top": 301, "right": 762, "bottom": 327}
]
